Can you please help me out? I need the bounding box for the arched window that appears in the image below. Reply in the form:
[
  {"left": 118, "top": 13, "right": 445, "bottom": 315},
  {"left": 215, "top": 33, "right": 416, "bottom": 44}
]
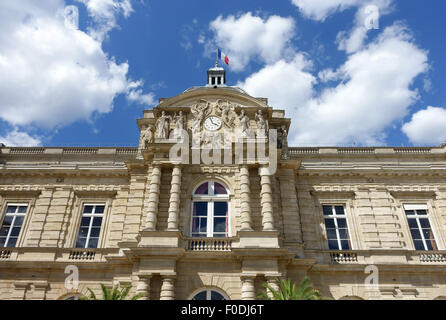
[
  {"left": 58, "top": 293, "right": 82, "bottom": 300},
  {"left": 191, "top": 289, "right": 228, "bottom": 300},
  {"left": 191, "top": 181, "right": 229, "bottom": 238}
]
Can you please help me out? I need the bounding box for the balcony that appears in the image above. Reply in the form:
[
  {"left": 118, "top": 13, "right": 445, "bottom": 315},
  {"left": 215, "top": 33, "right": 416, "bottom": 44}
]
[
  {"left": 415, "top": 252, "right": 446, "bottom": 263},
  {"left": 311, "top": 250, "right": 446, "bottom": 265},
  {"left": 185, "top": 237, "right": 233, "bottom": 252},
  {"left": 0, "top": 249, "right": 11, "bottom": 259},
  {"left": 0, "top": 247, "right": 117, "bottom": 263},
  {"left": 68, "top": 249, "right": 97, "bottom": 261},
  {"left": 330, "top": 251, "right": 358, "bottom": 263}
]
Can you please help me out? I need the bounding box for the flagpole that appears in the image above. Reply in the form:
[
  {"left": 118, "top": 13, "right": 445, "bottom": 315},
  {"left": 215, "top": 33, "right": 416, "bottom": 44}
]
[{"left": 215, "top": 48, "right": 219, "bottom": 67}]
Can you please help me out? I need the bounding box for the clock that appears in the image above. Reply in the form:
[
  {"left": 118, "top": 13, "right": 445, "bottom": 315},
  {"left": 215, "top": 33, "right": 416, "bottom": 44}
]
[{"left": 204, "top": 116, "right": 222, "bottom": 131}]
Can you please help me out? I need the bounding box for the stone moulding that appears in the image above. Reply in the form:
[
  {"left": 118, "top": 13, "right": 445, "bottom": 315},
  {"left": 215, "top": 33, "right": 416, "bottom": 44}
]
[
  {"left": 310, "top": 190, "right": 356, "bottom": 199},
  {"left": 389, "top": 190, "right": 437, "bottom": 199},
  {"left": 0, "top": 190, "right": 42, "bottom": 197}
]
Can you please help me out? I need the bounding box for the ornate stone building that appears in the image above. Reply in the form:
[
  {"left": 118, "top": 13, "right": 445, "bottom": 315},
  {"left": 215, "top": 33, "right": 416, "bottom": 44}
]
[{"left": 1, "top": 66, "right": 446, "bottom": 300}]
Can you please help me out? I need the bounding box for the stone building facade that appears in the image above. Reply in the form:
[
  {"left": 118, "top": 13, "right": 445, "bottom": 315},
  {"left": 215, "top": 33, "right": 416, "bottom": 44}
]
[{"left": 1, "top": 67, "right": 446, "bottom": 300}]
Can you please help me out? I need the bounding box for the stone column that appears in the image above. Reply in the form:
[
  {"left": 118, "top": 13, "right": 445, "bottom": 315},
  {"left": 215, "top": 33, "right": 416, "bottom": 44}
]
[
  {"left": 265, "top": 277, "right": 280, "bottom": 299},
  {"left": 160, "top": 276, "right": 175, "bottom": 300},
  {"left": 167, "top": 165, "right": 182, "bottom": 230},
  {"left": 259, "top": 166, "right": 275, "bottom": 231},
  {"left": 145, "top": 165, "right": 161, "bottom": 230},
  {"left": 136, "top": 276, "right": 151, "bottom": 300},
  {"left": 240, "top": 165, "right": 253, "bottom": 231},
  {"left": 241, "top": 276, "right": 256, "bottom": 300}
]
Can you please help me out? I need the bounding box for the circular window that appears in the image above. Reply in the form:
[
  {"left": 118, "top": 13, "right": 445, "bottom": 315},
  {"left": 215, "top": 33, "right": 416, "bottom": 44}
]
[{"left": 191, "top": 289, "right": 227, "bottom": 300}]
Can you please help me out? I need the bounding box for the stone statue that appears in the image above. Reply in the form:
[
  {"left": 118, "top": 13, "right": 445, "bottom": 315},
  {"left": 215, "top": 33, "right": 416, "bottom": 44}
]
[
  {"left": 141, "top": 124, "right": 154, "bottom": 149},
  {"left": 221, "top": 101, "right": 237, "bottom": 128},
  {"left": 191, "top": 101, "right": 209, "bottom": 145},
  {"left": 238, "top": 109, "right": 250, "bottom": 137},
  {"left": 278, "top": 125, "right": 289, "bottom": 159},
  {"left": 172, "top": 111, "right": 184, "bottom": 138},
  {"left": 155, "top": 111, "right": 172, "bottom": 139},
  {"left": 255, "top": 110, "right": 268, "bottom": 138}
]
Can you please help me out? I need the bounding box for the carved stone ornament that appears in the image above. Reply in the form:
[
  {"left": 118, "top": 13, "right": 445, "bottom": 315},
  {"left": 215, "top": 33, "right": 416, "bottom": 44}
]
[
  {"left": 278, "top": 125, "right": 288, "bottom": 159},
  {"left": 238, "top": 109, "right": 250, "bottom": 137},
  {"left": 255, "top": 110, "right": 268, "bottom": 138},
  {"left": 155, "top": 111, "right": 172, "bottom": 139},
  {"left": 172, "top": 111, "right": 185, "bottom": 139},
  {"left": 190, "top": 99, "right": 243, "bottom": 146},
  {"left": 141, "top": 125, "right": 154, "bottom": 149}
]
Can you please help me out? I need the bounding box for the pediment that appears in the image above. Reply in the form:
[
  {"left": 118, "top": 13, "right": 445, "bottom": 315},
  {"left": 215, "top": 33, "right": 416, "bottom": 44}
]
[{"left": 156, "top": 87, "right": 269, "bottom": 109}]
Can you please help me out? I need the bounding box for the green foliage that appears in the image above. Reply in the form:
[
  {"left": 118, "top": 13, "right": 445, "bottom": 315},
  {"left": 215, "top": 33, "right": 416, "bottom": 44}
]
[
  {"left": 258, "top": 276, "right": 331, "bottom": 300},
  {"left": 80, "top": 283, "right": 145, "bottom": 300}
]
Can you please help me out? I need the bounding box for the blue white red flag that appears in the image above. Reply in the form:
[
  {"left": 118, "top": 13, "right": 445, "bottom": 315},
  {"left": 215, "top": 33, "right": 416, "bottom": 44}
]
[{"left": 217, "top": 48, "right": 229, "bottom": 65}]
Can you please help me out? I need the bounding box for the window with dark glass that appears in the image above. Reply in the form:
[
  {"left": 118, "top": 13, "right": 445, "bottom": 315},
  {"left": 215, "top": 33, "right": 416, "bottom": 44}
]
[
  {"left": 191, "top": 181, "right": 229, "bottom": 238},
  {"left": 75, "top": 204, "right": 105, "bottom": 248},
  {"left": 192, "top": 289, "right": 226, "bottom": 300},
  {"left": 322, "top": 205, "right": 351, "bottom": 250},
  {"left": 0, "top": 203, "right": 28, "bottom": 248},
  {"left": 404, "top": 204, "right": 438, "bottom": 251}
]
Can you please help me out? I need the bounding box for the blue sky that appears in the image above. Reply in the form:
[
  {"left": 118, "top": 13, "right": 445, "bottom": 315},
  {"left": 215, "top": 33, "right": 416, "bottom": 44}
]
[{"left": 1, "top": 0, "right": 445, "bottom": 147}]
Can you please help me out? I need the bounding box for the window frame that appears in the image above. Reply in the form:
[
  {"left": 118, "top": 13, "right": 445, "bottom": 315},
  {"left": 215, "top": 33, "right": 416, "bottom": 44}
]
[
  {"left": 321, "top": 204, "right": 353, "bottom": 251},
  {"left": 188, "top": 287, "right": 229, "bottom": 300},
  {"left": 0, "top": 203, "right": 29, "bottom": 248},
  {"left": 190, "top": 181, "right": 231, "bottom": 238},
  {"left": 403, "top": 204, "right": 439, "bottom": 251},
  {"left": 74, "top": 203, "right": 106, "bottom": 249}
]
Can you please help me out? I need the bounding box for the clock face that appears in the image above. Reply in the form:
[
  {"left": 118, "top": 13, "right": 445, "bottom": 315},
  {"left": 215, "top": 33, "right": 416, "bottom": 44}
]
[{"left": 204, "top": 116, "right": 222, "bottom": 131}]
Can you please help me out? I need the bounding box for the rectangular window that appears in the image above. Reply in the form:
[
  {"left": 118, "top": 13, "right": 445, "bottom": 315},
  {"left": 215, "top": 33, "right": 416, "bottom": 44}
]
[
  {"left": 213, "top": 202, "right": 228, "bottom": 237},
  {"left": 192, "top": 202, "right": 208, "bottom": 237},
  {"left": 0, "top": 203, "right": 28, "bottom": 248},
  {"left": 323, "top": 205, "right": 351, "bottom": 250},
  {"left": 191, "top": 201, "right": 229, "bottom": 238},
  {"left": 75, "top": 204, "right": 105, "bottom": 248},
  {"left": 404, "top": 204, "right": 438, "bottom": 251}
]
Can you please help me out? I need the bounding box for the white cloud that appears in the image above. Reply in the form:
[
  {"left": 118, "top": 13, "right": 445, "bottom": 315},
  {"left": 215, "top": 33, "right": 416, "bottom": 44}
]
[
  {"left": 209, "top": 13, "right": 295, "bottom": 71},
  {"left": 402, "top": 107, "right": 446, "bottom": 145},
  {"left": 75, "top": 0, "right": 133, "bottom": 41},
  {"left": 239, "top": 24, "right": 428, "bottom": 146},
  {"left": 237, "top": 54, "right": 316, "bottom": 138},
  {"left": 336, "top": 0, "right": 393, "bottom": 54},
  {"left": 292, "top": 0, "right": 393, "bottom": 54},
  {"left": 0, "top": 0, "right": 154, "bottom": 146},
  {"left": 126, "top": 81, "right": 156, "bottom": 106},
  {"left": 0, "top": 129, "right": 41, "bottom": 147},
  {"left": 291, "top": 0, "right": 363, "bottom": 21}
]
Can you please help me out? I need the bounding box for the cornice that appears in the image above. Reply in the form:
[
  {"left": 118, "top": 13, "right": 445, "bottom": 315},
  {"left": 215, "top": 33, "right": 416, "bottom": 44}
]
[
  {"left": 389, "top": 190, "right": 437, "bottom": 199},
  {"left": 73, "top": 189, "right": 118, "bottom": 198},
  {"left": 310, "top": 190, "right": 356, "bottom": 199},
  {"left": 155, "top": 87, "right": 270, "bottom": 109},
  {"left": 0, "top": 189, "right": 42, "bottom": 198}
]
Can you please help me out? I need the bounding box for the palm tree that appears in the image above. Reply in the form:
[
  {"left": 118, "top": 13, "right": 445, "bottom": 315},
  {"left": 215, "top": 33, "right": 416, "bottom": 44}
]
[
  {"left": 258, "top": 276, "right": 331, "bottom": 300},
  {"left": 80, "top": 283, "right": 145, "bottom": 300}
]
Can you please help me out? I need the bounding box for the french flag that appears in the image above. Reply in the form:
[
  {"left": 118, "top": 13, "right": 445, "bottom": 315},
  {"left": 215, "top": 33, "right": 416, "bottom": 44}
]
[{"left": 218, "top": 48, "right": 229, "bottom": 65}]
